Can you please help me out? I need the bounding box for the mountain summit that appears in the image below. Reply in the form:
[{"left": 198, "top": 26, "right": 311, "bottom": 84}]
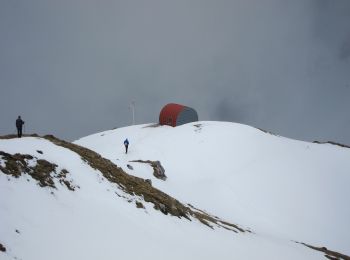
[{"left": 1, "top": 121, "right": 349, "bottom": 260}]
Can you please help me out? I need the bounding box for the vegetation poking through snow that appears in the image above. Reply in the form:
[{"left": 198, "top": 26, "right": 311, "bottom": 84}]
[
  {"left": 193, "top": 123, "right": 203, "bottom": 133},
  {"left": 0, "top": 134, "right": 39, "bottom": 140},
  {"left": 257, "top": 128, "right": 278, "bottom": 136},
  {"left": 313, "top": 141, "right": 350, "bottom": 149},
  {"left": 142, "top": 123, "right": 161, "bottom": 128},
  {"left": 42, "top": 135, "right": 245, "bottom": 233},
  {"left": 296, "top": 242, "right": 350, "bottom": 260},
  {"left": 131, "top": 160, "right": 167, "bottom": 180},
  {"left": 57, "top": 169, "right": 76, "bottom": 191},
  {"left": 0, "top": 151, "right": 75, "bottom": 190},
  {"left": 189, "top": 204, "right": 246, "bottom": 233}
]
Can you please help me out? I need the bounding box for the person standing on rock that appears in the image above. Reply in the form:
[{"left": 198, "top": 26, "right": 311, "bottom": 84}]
[
  {"left": 16, "top": 116, "right": 25, "bottom": 138},
  {"left": 124, "top": 138, "right": 129, "bottom": 154}
]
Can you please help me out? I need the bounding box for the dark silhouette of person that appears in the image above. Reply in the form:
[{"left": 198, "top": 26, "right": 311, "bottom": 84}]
[
  {"left": 16, "top": 116, "right": 25, "bottom": 138},
  {"left": 124, "top": 138, "right": 129, "bottom": 154}
]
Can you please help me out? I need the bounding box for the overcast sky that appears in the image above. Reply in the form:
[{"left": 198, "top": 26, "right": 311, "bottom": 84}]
[{"left": 0, "top": 0, "right": 349, "bottom": 143}]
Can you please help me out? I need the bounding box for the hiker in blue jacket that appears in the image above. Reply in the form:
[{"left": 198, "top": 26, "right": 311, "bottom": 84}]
[{"left": 124, "top": 138, "right": 129, "bottom": 154}]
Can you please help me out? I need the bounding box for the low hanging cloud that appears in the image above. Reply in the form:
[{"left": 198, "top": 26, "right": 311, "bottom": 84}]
[{"left": 0, "top": 0, "right": 349, "bottom": 143}]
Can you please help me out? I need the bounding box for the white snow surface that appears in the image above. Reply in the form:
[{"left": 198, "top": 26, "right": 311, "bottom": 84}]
[{"left": 1, "top": 121, "right": 349, "bottom": 260}]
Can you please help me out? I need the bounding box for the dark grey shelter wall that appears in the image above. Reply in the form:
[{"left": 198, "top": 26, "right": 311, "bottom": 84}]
[{"left": 176, "top": 107, "right": 198, "bottom": 126}]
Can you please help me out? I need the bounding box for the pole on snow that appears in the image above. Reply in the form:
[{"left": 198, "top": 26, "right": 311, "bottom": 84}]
[{"left": 129, "top": 100, "right": 135, "bottom": 125}]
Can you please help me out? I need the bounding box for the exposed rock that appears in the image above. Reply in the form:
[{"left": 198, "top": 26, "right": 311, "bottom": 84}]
[
  {"left": 136, "top": 201, "right": 144, "bottom": 209},
  {"left": 145, "top": 179, "right": 152, "bottom": 186},
  {"left": 131, "top": 160, "right": 167, "bottom": 180},
  {"left": 152, "top": 161, "right": 166, "bottom": 180},
  {"left": 0, "top": 243, "right": 6, "bottom": 252}
]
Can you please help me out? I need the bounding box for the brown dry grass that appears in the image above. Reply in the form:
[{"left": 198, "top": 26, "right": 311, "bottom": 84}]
[
  {"left": 0, "top": 134, "right": 245, "bottom": 232},
  {"left": 3, "top": 134, "right": 350, "bottom": 257},
  {"left": 40, "top": 135, "right": 245, "bottom": 232},
  {"left": 296, "top": 242, "right": 350, "bottom": 260},
  {"left": 0, "top": 150, "right": 74, "bottom": 190},
  {"left": 0, "top": 151, "right": 57, "bottom": 188},
  {"left": 0, "top": 134, "right": 39, "bottom": 140}
]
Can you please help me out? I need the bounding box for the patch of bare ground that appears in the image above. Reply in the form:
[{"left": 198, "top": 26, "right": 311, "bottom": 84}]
[
  {"left": 0, "top": 134, "right": 39, "bottom": 139},
  {"left": 136, "top": 201, "right": 145, "bottom": 209},
  {"left": 0, "top": 243, "right": 6, "bottom": 252},
  {"left": 0, "top": 151, "right": 75, "bottom": 190},
  {"left": 41, "top": 135, "right": 245, "bottom": 233},
  {"left": 192, "top": 124, "right": 203, "bottom": 133},
  {"left": 257, "top": 128, "right": 278, "bottom": 136},
  {"left": 313, "top": 141, "right": 350, "bottom": 149},
  {"left": 130, "top": 160, "right": 167, "bottom": 180},
  {"left": 296, "top": 242, "right": 350, "bottom": 260},
  {"left": 189, "top": 204, "right": 245, "bottom": 233},
  {"left": 142, "top": 123, "right": 161, "bottom": 128}
]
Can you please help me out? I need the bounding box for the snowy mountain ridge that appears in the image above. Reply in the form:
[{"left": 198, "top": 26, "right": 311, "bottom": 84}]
[{"left": 1, "top": 121, "right": 349, "bottom": 260}]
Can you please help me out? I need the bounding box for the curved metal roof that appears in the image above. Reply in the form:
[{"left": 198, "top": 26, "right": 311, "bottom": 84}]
[{"left": 159, "top": 103, "right": 197, "bottom": 127}]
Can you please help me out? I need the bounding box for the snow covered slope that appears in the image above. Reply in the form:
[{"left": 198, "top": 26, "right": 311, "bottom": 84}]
[
  {"left": 75, "top": 121, "right": 350, "bottom": 256},
  {"left": 1, "top": 121, "right": 349, "bottom": 260}
]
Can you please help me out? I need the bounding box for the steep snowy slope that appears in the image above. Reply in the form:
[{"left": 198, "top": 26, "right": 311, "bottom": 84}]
[
  {"left": 75, "top": 121, "right": 350, "bottom": 256},
  {"left": 0, "top": 136, "right": 320, "bottom": 260},
  {"left": 1, "top": 120, "right": 349, "bottom": 260}
]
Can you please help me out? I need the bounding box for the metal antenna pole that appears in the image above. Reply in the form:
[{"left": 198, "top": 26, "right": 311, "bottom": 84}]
[{"left": 129, "top": 100, "right": 135, "bottom": 125}]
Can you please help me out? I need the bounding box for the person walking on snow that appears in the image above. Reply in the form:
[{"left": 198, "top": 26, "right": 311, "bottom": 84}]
[
  {"left": 124, "top": 138, "right": 129, "bottom": 154},
  {"left": 16, "top": 116, "right": 25, "bottom": 138}
]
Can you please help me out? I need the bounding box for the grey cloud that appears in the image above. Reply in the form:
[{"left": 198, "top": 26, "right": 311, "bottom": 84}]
[
  {"left": 339, "top": 36, "right": 350, "bottom": 61},
  {"left": 0, "top": 0, "right": 349, "bottom": 144}
]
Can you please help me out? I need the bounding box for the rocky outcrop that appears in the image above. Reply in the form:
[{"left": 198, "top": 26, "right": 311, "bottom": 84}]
[{"left": 131, "top": 160, "right": 167, "bottom": 180}]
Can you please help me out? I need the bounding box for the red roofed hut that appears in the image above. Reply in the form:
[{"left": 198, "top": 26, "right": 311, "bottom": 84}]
[{"left": 159, "top": 103, "right": 198, "bottom": 127}]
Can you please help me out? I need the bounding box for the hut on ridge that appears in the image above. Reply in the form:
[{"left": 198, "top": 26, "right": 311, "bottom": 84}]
[{"left": 159, "top": 103, "right": 198, "bottom": 127}]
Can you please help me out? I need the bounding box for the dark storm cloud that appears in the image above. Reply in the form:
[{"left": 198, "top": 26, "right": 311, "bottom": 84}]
[{"left": 0, "top": 0, "right": 349, "bottom": 143}]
